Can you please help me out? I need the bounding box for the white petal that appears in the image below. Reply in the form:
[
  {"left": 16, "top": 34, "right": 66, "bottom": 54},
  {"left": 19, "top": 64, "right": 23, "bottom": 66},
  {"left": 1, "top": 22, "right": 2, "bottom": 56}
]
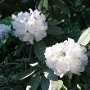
[
  {"left": 19, "top": 33, "right": 34, "bottom": 44},
  {"left": 13, "top": 21, "right": 26, "bottom": 36},
  {"left": 34, "top": 30, "right": 47, "bottom": 42}
]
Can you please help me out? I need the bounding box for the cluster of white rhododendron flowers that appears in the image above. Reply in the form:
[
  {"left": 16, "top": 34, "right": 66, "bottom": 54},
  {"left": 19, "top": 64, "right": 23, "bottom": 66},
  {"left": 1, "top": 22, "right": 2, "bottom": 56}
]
[
  {"left": 0, "top": 24, "right": 11, "bottom": 39},
  {"left": 0, "top": 8, "right": 88, "bottom": 81},
  {"left": 12, "top": 9, "right": 48, "bottom": 44},
  {"left": 44, "top": 38, "right": 88, "bottom": 79}
]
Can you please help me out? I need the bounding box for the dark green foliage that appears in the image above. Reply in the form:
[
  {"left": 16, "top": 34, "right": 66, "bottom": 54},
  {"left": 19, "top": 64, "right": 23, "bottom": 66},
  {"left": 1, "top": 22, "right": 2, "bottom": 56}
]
[
  {"left": 34, "top": 41, "right": 46, "bottom": 63},
  {"left": 0, "top": 0, "right": 36, "bottom": 19},
  {"left": 0, "top": 0, "right": 90, "bottom": 90}
]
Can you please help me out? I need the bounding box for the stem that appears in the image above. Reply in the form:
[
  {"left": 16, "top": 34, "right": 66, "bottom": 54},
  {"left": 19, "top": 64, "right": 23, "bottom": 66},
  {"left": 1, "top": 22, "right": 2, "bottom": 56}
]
[
  {"left": 29, "top": 44, "right": 33, "bottom": 58},
  {"left": 24, "top": 58, "right": 27, "bottom": 70},
  {"left": 68, "top": 79, "right": 71, "bottom": 90}
]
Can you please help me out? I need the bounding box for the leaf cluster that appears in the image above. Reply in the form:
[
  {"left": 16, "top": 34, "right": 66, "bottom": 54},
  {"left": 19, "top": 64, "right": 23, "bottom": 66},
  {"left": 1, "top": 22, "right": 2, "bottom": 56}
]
[{"left": 0, "top": 0, "right": 90, "bottom": 90}]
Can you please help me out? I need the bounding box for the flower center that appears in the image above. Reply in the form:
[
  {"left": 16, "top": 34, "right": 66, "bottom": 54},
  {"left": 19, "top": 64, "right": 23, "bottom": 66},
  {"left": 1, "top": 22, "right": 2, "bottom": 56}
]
[
  {"left": 59, "top": 52, "right": 66, "bottom": 57},
  {"left": 56, "top": 51, "right": 66, "bottom": 57}
]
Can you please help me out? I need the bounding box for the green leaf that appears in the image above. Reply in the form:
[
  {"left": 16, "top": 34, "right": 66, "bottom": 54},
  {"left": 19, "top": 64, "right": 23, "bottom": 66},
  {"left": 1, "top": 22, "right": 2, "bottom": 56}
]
[
  {"left": 58, "top": 80, "right": 63, "bottom": 90},
  {"left": 52, "top": 0, "right": 70, "bottom": 15},
  {"left": 44, "top": 69, "right": 58, "bottom": 81},
  {"left": 59, "top": 1, "right": 70, "bottom": 15},
  {"left": 47, "top": 25, "right": 64, "bottom": 36},
  {"left": 0, "top": 16, "right": 12, "bottom": 25},
  {"left": 12, "top": 86, "right": 24, "bottom": 90},
  {"left": 38, "top": 0, "right": 48, "bottom": 11},
  {"left": 48, "top": 19, "right": 59, "bottom": 26},
  {"left": 85, "top": 57, "right": 90, "bottom": 77},
  {"left": 38, "top": 0, "right": 44, "bottom": 10},
  {"left": 78, "top": 27, "right": 90, "bottom": 46},
  {"left": 34, "top": 41, "right": 46, "bottom": 62},
  {"left": 49, "top": 80, "right": 63, "bottom": 90},
  {"left": 43, "top": 0, "right": 48, "bottom": 10},
  {"left": 41, "top": 76, "right": 49, "bottom": 90},
  {"left": 26, "top": 75, "right": 41, "bottom": 90},
  {"left": 16, "top": 66, "right": 39, "bottom": 80},
  {"left": 44, "top": 36, "right": 57, "bottom": 46}
]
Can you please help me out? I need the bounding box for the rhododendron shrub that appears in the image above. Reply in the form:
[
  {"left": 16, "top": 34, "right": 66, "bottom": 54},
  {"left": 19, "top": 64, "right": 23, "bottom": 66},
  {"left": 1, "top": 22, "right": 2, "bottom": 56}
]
[{"left": 0, "top": 0, "right": 90, "bottom": 90}]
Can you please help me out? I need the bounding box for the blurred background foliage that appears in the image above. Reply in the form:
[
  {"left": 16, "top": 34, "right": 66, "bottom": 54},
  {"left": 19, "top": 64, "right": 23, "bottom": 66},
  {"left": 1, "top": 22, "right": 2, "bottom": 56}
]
[{"left": 0, "top": 0, "right": 90, "bottom": 90}]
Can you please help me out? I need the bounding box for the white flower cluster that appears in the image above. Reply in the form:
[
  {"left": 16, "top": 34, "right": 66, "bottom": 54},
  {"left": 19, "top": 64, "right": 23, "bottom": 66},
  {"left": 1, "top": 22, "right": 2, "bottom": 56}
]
[
  {"left": 0, "top": 24, "right": 11, "bottom": 39},
  {"left": 12, "top": 9, "right": 48, "bottom": 44},
  {"left": 44, "top": 38, "right": 88, "bottom": 79}
]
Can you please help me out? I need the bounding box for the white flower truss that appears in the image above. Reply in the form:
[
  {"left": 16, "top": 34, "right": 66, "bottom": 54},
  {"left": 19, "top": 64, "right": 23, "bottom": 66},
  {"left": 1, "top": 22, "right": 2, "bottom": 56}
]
[
  {"left": 12, "top": 9, "right": 48, "bottom": 44},
  {"left": 0, "top": 24, "right": 11, "bottom": 39},
  {"left": 44, "top": 38, "right": 88, "bottom": 79}
]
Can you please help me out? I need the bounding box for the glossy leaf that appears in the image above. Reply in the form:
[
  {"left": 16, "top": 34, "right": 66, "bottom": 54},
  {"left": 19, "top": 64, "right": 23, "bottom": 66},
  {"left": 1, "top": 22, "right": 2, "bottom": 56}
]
[
  {"left": 26, "top": 75, "right": 41, "bottom": 90},
  {"left": 41, "top": 76, "right": 49, "bottom": 90},
  {"left": 78, "top": 27, "right": 90, "bottom": 46},
  {"left": 34, "top": 41, "right": 46, "bottom": 62},
  {"left": 38, "top": 0, "right": 48, "bottom": 11},
  {"left": 16, "top": 66, "right": 39, "bottom": 80},
  {"left": 59, "top": 0, "right": 70, "bottom": 15},
  {"left": 44, "top": 69, "right": 58, "bottom": 81},
  {"left": 43, "top": 0, "right": 48, "bottom": 10},
  {"left": 47, "top": 25, "right": 64, "bottom": 36},
  {"left": 49, "top": 80, "right": 63, "bottom": 90},
  {"left": 38, "top": 0, "right": 44, "bottom": 10}
]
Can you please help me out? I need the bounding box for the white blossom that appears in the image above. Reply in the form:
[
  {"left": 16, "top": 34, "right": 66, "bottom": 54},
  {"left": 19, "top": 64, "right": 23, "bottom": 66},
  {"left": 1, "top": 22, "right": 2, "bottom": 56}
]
[
  {"left": 12, "top": 9, "right": 48, "bottom": 44},
  {"left": 44, "top": 38, "right": 88, "bottom": 79},
  {"left": 0, "top": 24, "right": 11, "bottom": 39}
]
